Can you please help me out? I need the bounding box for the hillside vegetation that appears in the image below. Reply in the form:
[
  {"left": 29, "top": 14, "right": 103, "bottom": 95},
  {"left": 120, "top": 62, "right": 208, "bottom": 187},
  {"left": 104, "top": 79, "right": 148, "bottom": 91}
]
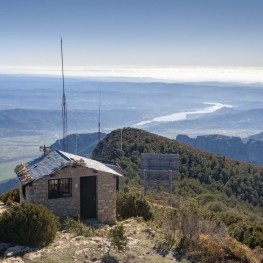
[
  {"left": 93, "top": 128, "right": 263, "bottom": 250},
  {"left": 93, "top": 127, "right": 263, "bottom": 208},
  {"left": 1, "top": 127, "right": 263, "bottom": 262}
]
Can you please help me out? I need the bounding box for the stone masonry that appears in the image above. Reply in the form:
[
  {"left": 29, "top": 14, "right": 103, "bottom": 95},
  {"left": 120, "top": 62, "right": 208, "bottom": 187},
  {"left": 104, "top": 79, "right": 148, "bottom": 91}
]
[{"left": 20, "top": 166, "right": 117, "bottom": 224}]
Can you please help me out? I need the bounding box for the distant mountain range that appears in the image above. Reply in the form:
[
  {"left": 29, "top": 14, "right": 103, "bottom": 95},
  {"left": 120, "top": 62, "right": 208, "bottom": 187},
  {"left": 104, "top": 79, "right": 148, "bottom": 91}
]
[
  {"left": 244, "top": 132, "right": 263, "bottom": 142},
  {"left": 0, "top": 108, "right": 139, "bottom": 136},
  {"left": 2, "top": 76, "right": 263, "bottom": 138},
  {"left": 146, "top": 107, "right": 263, "bottom": 138},
  {"left": 176, "top": 133, "right": 263, "bottom": 166},
  {"left": 0, "top": 178, "right": 19, "bottom": 194}
]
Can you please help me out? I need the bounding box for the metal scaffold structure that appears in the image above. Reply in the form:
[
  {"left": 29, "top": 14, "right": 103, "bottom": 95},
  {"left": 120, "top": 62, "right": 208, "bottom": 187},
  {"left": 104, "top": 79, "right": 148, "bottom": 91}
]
[{"left": 61, "top": 38, "right": 68, "bottom": 152}]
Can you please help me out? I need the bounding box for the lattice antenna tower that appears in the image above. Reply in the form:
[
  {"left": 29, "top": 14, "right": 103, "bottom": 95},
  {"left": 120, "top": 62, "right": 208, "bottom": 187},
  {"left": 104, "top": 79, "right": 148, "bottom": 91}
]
[
  {"left": 98, "top": 90, "right": 101, "bottom": 143},
  {"left": 61, "top": 38, "right": 68, "bottom": 151}
]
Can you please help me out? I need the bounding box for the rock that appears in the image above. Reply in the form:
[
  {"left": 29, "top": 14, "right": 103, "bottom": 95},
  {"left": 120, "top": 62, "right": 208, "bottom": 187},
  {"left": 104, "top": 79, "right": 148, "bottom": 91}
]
[
  {"left": 1, "top": 257, "right": 25, "bottom": 263},
  {"left": 90, "top": 237, "right": 106, "bottom": 243},
  {"left": 127, "top": 237, "right": 139, "bottom": 246},
  {"left": 72, "top": 235, "right": 85, "bottom": 242},
  {"left": 143, "top": 227, "right": 155, "bottom": 237},
  {"left": 176, "top": 134, "right": 263, "bottom": 165},
  {"left": 4, "top": 246, "right": 32, "bottom": 257},
  {"left": 0, "top": 243, "right": 12, "bottom": 254},
  {"left": 23, "top": 251, "right": 43, "bottom": 261},
  {"left": 74, "top": 248, "right": 90, "bottom": 257}
]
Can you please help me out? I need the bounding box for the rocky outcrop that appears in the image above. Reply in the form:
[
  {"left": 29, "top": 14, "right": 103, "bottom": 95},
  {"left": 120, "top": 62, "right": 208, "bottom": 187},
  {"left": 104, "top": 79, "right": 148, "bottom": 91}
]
[
  {"left": 0, "top": 219, "right": 171, "bottom": 263},
  {"left": 177, "top": 134, "right": 263, "bottom": 166},
  {"left": 4, "top": 246, "right": 32, "bottom": 258}
]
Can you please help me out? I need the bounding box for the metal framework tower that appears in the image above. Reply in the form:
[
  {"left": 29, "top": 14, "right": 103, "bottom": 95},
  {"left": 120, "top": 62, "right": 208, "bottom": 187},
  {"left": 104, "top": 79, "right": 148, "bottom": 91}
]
[
  {"left": 61, "top": 38, "right": 68, "bottom": 152},
  {"left": 98, "top": 90, "right": 101, "bottom": 143}
]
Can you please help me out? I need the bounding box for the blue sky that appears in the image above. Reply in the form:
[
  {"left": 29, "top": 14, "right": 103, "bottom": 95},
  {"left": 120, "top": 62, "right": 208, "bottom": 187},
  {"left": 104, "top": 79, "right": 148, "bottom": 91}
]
[{"left": 1, "top": 0, "right": 263, "bottom": 69}]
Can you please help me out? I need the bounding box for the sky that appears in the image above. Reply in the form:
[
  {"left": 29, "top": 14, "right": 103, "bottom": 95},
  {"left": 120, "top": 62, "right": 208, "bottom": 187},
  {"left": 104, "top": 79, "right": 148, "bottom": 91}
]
[{"left": 0, "top": 0, "right": 263, "bottom": 81}]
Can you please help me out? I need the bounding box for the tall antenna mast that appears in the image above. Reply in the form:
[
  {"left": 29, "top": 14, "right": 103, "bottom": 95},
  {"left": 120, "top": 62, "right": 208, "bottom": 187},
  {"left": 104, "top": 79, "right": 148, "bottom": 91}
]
[
  {"left": 98, "top": 90, "right": 101, "bottom": 143},
  {"left": 61, "top": 38, "right": 68, "bottom": 152}
]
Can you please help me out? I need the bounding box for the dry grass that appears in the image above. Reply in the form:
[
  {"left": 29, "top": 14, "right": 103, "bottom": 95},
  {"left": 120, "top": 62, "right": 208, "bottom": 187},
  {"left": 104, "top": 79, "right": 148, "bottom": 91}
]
[{"left": 19, "top": 218, "right": 176, "bottom": 263}]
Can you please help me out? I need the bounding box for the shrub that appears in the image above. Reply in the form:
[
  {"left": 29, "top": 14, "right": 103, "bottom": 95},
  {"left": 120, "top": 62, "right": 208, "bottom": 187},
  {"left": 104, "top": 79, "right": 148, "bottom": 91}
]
[
  {"left": 206, "top": 201, "right": 226, "bottom": 213},
  {"left": 101, "top": 254, "right": 120, "bottom": 263},
  {"left": 116, "top": 192, "right": 153, "bottom": 221},
  {"left": 0, "top": 203, "right": 60, "bottom": 247},
  {"left": 220, "top": 211, "right": 242, "bottom": 226},
  {"left": 198, "top": 235, "right": 256, "bottom": 263},
  {"left": 198, "top": 234, "right": 225, "bottom": 262},
  {"left": 229, "top": 221, "right": 263, "bottom": 249},
  {"left": 0, "top": 188, "right": 20, "bottom": 205},
  {"left": 173, "top": 205, "right": 227, "bottom": 255},
  {"left": 109, "top": 224, "right": 127, "bottom": 251},
  {"left": 64, "top": 217, "right": 94, "bottom": 237}
]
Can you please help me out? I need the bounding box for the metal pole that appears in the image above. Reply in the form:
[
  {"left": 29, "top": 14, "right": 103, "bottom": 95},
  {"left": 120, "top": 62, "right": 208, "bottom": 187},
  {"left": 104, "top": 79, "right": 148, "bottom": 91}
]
[
  {"left": 98, "top": 90, "right": 101, "bottom": 143},
  {"left": 61, "top": 38, "right": 68, "bottom": 152},
  {"left": 120, "top": 128, "right": 123, "bottom": 152}
]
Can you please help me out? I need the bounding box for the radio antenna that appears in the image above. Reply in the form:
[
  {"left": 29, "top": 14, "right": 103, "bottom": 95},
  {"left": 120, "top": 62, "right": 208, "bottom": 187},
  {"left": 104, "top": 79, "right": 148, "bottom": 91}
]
[
  {"left": 98, "top": 90, "right": 101, "bottom": 143},
  {"left": 61, "top": 38, "right": 68, "bottom": 152}
]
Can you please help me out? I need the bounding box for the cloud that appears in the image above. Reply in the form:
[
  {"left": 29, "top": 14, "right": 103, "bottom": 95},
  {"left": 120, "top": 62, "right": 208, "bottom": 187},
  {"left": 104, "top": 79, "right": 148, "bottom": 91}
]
[{"left": 0, "top": 66, "right": 263, "bottom": 84}]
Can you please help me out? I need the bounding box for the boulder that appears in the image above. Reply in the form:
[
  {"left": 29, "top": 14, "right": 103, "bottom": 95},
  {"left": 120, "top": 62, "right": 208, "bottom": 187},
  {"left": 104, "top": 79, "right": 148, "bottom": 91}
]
[
  {"left": 1, "top": 257, "right": 25, "bottom": 263},
  {"left": 0, "top": 243, "right": 11, "bottom": 255},
  {"left": 4, "top": 246, "right": 32, "bottom": 257}
]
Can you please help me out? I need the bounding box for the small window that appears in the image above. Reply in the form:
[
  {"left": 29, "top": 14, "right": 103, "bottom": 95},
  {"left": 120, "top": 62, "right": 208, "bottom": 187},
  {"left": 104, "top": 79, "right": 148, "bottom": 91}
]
[
  {"left": 48, "top": 178, "right": 72, "bottom": 199},
  {"left": 116, "top": 177, "right": 119, "bottom": 191}
]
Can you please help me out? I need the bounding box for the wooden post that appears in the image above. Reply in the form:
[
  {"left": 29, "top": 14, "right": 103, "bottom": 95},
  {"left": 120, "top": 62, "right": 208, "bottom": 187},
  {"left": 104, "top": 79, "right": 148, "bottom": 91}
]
[
  {"left": 169, "top": 170, "right": 172, "bottom": 207},
  {"left": 144, "top": 169, "right": 148, "bottom": 196}
]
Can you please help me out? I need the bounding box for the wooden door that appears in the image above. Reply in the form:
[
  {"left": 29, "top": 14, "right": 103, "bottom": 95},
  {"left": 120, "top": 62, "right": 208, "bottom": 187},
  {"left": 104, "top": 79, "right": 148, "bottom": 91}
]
[{"left": 80, "top": 176, "right": 97, "bottom": 219}]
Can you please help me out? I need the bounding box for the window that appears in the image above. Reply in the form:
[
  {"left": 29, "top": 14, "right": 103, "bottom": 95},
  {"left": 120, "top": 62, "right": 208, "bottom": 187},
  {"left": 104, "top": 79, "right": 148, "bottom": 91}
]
[
  {"left": 116, "top": 177, "right": 119, "bottom": 191},
  {"left": 48, "top": 178, "right": 72, "bottom": 199}
]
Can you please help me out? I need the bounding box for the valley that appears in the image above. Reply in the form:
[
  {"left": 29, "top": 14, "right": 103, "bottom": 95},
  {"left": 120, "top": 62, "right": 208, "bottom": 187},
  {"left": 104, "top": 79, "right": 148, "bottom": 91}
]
[{"left": 1, "top": 75, "right": 263, "bottom": 191}]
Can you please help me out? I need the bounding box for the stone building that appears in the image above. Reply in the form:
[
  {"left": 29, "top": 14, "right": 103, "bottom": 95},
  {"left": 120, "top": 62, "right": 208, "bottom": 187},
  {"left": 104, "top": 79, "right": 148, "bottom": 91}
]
[{"left": 15, "top": 150, "right": 123, "bottom": 224}]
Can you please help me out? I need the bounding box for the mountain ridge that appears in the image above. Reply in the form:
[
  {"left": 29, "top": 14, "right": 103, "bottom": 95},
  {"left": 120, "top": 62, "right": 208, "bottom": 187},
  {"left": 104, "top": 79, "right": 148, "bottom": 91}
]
[
  {"left": 93, "top": 127, "right": 263, "bottom": 207},
  {"left": 176, "top": 134, "right": 263, "bottom": 166}
]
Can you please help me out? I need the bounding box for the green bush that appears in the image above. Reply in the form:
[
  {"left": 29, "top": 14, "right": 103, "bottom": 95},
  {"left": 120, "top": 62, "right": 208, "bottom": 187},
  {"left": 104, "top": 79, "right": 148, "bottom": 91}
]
[
  {"left": 0, "top": 203, "right": 60, "bottom": 247},
  {"left": 0, "top": 188, "right": 20, "bottom": 205},
  {"left": 206, "top": 201, "right": 227, "bottom": 213},
  {"left": 229, "top": 221, "right": 263, "bottom": 249},
  {"left": 109, "top": 224, "right": 127, "bottom": 251},
  {"left": 116, "top": 192, "right": 153, "bottom": 221},
  {"left": 101, "top": 254, "right": 120, "bottom": 263},
  {"left": 220, "top": 211, "right": 242, "bottom": 226},
  {"left": 64, "top": 217, "right": 94, "bottom": 237}
]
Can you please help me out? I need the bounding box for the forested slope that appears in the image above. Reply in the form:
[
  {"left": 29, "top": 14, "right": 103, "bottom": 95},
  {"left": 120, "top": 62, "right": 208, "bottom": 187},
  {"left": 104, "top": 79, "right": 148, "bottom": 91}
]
[{"left": 93, "top": 127, "right": 263, "bottom": 208}]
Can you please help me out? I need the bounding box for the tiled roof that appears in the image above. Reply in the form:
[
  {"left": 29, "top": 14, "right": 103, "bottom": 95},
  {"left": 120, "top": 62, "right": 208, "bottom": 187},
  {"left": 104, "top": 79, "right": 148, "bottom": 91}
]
[
  {"left": 59, "top": 151, "right": 123, "bottom": 177},
  {"left": 15, "top": 150, "right": 122, "bottom": 186}
]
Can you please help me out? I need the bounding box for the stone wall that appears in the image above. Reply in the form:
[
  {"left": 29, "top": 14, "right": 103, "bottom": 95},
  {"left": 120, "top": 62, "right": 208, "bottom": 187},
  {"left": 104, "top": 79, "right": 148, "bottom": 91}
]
[
  {"left": 21, "top": 166, "right": 118, "bottom": 224},
  {"left": 97, "top": 173, "right": 116, "bottom": 224}
]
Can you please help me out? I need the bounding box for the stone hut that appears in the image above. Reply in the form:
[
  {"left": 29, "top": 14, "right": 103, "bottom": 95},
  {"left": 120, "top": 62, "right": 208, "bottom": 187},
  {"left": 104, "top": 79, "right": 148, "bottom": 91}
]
[{"left": 15, "top": 150, "right": 123, "bottom": 224}]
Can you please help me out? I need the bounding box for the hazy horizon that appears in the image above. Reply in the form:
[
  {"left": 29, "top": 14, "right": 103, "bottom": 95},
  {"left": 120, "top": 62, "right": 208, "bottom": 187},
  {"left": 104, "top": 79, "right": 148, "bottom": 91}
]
[{"left": 1, "top": 66, "right": 263, "bottom": 84}]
